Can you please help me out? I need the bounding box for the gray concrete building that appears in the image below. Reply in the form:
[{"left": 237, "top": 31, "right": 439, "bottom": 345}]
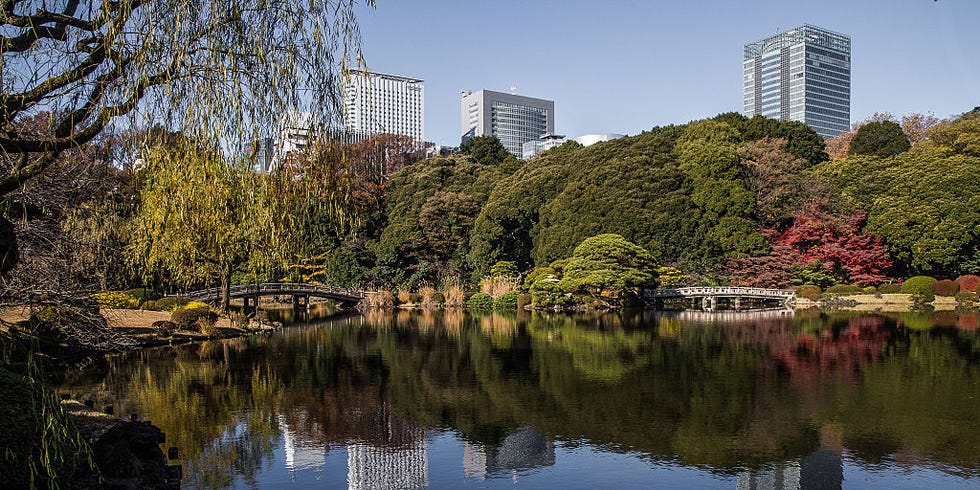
[
  {"left": 743, "top": 24, "right": 851, "bottom": 138},
  {"left": 461, "top": 89, "right": 554, "bottom": 158}
]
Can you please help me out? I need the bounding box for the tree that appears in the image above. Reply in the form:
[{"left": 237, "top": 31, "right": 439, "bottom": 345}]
[
  {"left": 1, "top": 0, "right": 370, "bottom": 275},
  {"left": 812, "top": 113, "right": 980, "bottom": 275},
  {"left": 739, "top": 137, "right": 826, "bottom": 227},
  {"left": 778, "top": 207, "right": 892, "bottom": 285},
  {"left": 675, "top": 120, "right": 765, "bottom": 260},
  {"left": 459, "top": 136, "right": 511, "bottom": 166},
  {"left": 848, "top": 121, "right": 911, "bottom": 157},
  {"left": 728, "top": 114, "right": 828, "bottom": 167},
  {"left": 824, "top": 112, "right": 896, "bottom": 160},
  {"left": 556, "top": 234, "right": 658, "bottom": 294},
  {"left": 901, "top": 113, "right": 941, "bottom": 145},
  {"left": 128, "top": 143, "right": 279, "bottom": 310}
]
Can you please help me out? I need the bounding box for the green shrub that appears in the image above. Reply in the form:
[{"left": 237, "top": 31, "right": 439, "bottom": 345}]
[
  {"left": 877, "top": 283, "right": 902, "bottom": 294},
  {"left": 862, "top": 286, "right": 877, "bottom": 294},
  {"left": 493, "top": 290, "right": 520, "bottom": 310},
  {"left": 794, "top": 285, "right": 821, "bottom": 301},
  {"left": 124, "top": 288, "right": 158, "bottom": 304},
  {"left": 523, "top": 267, "right": 558, "bottom": 291},
  {"left": 489, "top": 260, "right": 518, "bottom": 278},
  {"left": 151, "top": 320, "right": 176, "bottom": 336},
  {"left": 432, "top": 292, "right": 445, "bottom": 304},
  {"left": 902, "top": 276, "right": 937, "bottom": 302},
  {"left": 466, "top": 292, "right": 494, "bottom": 310},
  {"left": 955, "top": 291, "right": 977, "bottom": 304},
  {"left": 930, "top": 279, "right": 960, "bottom": 297},
  {"left": 824, "top": 284, "right": 863, "bottom": 295},
  {"left": 170, "top": 307, "right": 217, "bottom": 330},
  {"left": 517, "top": 294, "right": 532, "bottom": 310},
  {"left": 530, "top": 280, "right": 571, "bottom": 307},
  {"left": 91, "top": 291, "right": 140, "bottom": 309},
  {"left": 151, "top": 296, "right": 191, "bottom": 311},
  {"left": 955, "top": 275, "right": 980, "bottom": 293}
]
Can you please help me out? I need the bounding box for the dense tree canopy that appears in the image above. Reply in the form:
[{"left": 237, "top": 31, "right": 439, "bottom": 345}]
[
  {"left": 812, "top": 111, "right": 980, "bottom": 275},
  {"left": 848, "top": 121, "right": 911, "bottom": 157},
  {"left": 459, "top": 136, "right": 511, "bottom": 166}
]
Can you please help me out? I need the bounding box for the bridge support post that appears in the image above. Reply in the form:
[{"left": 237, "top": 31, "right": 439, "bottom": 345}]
[{"left": 734, "top": 297, "right": 741, "bottom": 310}]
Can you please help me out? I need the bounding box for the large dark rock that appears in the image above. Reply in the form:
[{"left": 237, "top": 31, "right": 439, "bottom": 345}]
[{"left": 93, "top": 421, "right": 178, "bottom": 489}]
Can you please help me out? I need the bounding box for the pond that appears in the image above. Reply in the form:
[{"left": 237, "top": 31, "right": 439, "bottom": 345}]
[{"left": 60, "top": 308, "right": 980, "bottom": 489}]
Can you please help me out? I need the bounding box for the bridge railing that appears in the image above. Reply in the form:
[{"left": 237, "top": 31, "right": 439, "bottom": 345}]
[
  {"left": 185, "top": 283, "right": 367, "bottom": 302},
  {"left": 648, "top": 286, "right": 796, "bottom": 299}
]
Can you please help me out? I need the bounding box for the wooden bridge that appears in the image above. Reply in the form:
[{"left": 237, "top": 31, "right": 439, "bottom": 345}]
[
  {"left": 647, "top": 286, "right": 795, "bottom": 310},
  {"left": 186, "top": 282, "right": 367, "bottom": 310}
]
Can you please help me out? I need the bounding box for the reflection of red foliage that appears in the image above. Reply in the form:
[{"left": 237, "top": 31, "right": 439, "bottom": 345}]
[
  {"left": 957, "top": 313, "right": 979, "bottom": 331},
  {"left": 774, "top": 316, "right": 890, "bottom": 388}
]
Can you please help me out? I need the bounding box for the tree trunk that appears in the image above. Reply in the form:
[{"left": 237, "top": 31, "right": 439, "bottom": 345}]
[
  {"left": 220, "top": 269, "right": 231, "bottom": 313},
  {"left": 0, "top": 215, "right": 19, "bottom": 276}
]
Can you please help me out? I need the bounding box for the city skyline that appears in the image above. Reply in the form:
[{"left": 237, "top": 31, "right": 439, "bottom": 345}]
[{"left": 351, "top": 0, "right": 979, "bottom": 146}]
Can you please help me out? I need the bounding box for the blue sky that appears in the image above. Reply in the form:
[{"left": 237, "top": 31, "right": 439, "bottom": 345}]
[{"left": 353, "top": 0, "right": 980, "bottom": 146}]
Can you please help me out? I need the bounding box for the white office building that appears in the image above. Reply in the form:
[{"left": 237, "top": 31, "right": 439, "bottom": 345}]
[
  {"left": 343, "top": 71, "right": 425, "bottom": 144},
  {"left": 461, "top": 89, "right": 554, "bottom": 158}
]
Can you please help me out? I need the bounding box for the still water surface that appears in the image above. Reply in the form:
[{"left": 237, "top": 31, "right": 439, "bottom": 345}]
[{"left": 61, "top": 309, "right": 980, "bottom": 489}]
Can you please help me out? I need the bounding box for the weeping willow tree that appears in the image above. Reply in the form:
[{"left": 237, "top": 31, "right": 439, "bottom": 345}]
[
  {"left": 0, "top": 0, "right": 372, "bottom": 277},
  {"left": 128, "top": 142, "right": 288, "bottom": 310}
]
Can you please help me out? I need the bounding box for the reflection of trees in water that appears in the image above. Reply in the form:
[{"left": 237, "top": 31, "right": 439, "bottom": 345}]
[{"left": 60, "top": 309, "right": 980, "bottom": 486}]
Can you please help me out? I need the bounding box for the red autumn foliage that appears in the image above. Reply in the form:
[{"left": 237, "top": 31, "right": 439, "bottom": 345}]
[
  {"left": 723, "top": 206, "right": 893, "bottom": 287},
  {"left": 955, "top": 275, "right": 980, "bottom": 293},
  {"left": 723, "top": 229, "right": 799, "bottom": 288},
  {"left": 777, "top": 206, "right": 892, "bottom": 286}
]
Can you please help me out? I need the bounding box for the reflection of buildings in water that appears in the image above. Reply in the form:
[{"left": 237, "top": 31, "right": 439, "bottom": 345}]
[
  {"left": 347, "top": 429, "right": 428, "bottom": 490},
  {"left": 278, "top": 415, "right": 326, "bottom": 478},
  {"left": 462, "top": 426, "right": 556, "bottom": 480},
  {"left": 736, "top": 447, "right": 842, "bottom": 490}
]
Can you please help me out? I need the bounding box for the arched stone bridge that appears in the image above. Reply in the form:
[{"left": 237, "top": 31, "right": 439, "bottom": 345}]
[{"left": 187, "top": 282, "right": 367, "bottom": 309}]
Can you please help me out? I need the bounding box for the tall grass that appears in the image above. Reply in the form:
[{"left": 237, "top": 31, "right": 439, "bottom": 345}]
[
  {"left": 480, "top": 277, "right": 517, "bottom": 298},
  {"left": 442, "top": 278, "right": 465, "bottom": 308},
  {"left": 419, "top": 285, "right": 438, "bottom": 309},
  {"left": 366, "top": 290, "right": 395, "bottom": 309}
]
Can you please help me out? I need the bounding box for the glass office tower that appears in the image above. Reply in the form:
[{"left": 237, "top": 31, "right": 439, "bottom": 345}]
[
  {"left": 461, "top": 89, "right": 554, "bottom": 158},
  {"left": 743, "top": 24, "right": 851, "bottom": 138}
]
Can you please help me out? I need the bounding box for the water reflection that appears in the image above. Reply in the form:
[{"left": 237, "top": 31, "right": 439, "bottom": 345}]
[{"left": 59, "top": 309, "right": 980, "bottom": 488}]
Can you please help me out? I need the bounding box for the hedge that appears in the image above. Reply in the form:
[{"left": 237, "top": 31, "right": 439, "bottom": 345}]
[
  {"left": 794, "top": 285, "right": 821, "bottom": 302},
  {"left": 466, "top": 292, "right": 494, "bottom": 310},
  {"left": 824, "top": 284, "right": 863, "bottom": 295},
  {"left": 930, "top": 279, "right": 960, "bottom": 297},
  {"left": 493, "top": 291, "right": 520, "bottom": 311},
  {"left": 91, "top": 291, "right": 140, "bottom": 309},
  {"left": 901, "top": 276, "right": 937, "bottom": 302},
  {"left": 955, "top": 275, "right": 980, "bottom": 293},
  {"left": 877, "top": 283, "right": 902, "bottom": 294},
  {"left": 170, "top": 307, "right": 217, "bottom": 330}
]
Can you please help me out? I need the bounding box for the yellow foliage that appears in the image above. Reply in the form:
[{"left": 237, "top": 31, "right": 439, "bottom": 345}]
[{"left": 91, "top": 291, "right": 140, "bottom": 309}]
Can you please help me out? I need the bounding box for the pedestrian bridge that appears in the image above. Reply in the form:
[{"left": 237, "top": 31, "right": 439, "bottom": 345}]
[
  {"left": 187, "top": 282, "right": 366, "bottom": 308},
  {"left": 648, "top": 287, "right": 796, "bottom": 300},
  {"left": 647, "top": 286, "right": 796, "bottom": 310}
]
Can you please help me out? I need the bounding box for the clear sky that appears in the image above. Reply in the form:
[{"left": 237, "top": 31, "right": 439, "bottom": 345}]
[{"left": 352, "top": 0, "right": 980, "bottom": 146}]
